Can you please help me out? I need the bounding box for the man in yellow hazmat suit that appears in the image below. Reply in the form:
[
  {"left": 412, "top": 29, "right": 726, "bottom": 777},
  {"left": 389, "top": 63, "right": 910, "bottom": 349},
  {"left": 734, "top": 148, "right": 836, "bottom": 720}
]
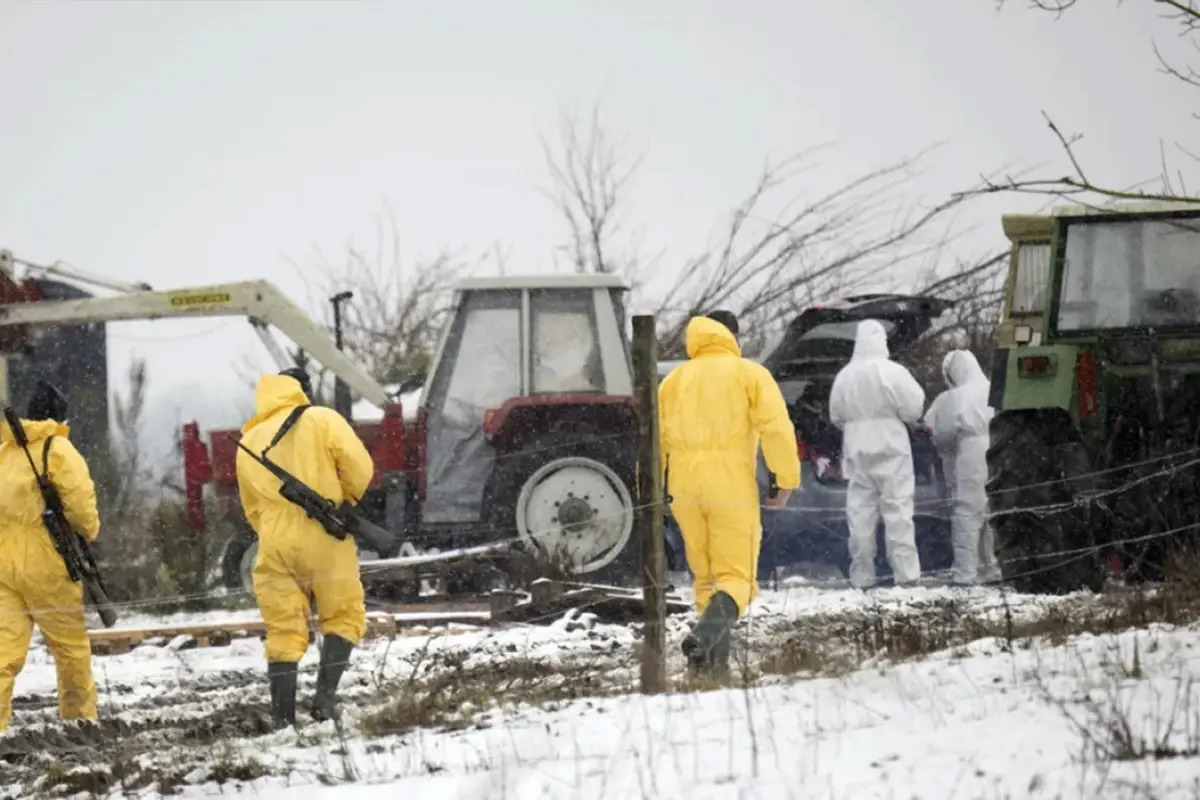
[
  {"left": 658, "top": 312, "right": 800, "bottom": 675},
  {"left": 236, "top": 368, "right": 375, "bottom": 729},
  {"left": 0, "top": 381, "right": 101, "bottom": 731}
]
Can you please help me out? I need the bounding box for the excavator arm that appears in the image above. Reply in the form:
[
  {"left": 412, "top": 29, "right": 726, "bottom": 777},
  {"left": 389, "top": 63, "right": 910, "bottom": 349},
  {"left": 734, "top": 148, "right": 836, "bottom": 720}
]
[{"left": 0, "top": 250, "right": 391, "bottom": 408}]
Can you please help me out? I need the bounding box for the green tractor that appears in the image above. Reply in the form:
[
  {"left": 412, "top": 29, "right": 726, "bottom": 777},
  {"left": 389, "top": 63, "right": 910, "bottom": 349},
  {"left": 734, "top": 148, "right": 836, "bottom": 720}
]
[{"left": 987, "top": 202, "right": 1200, "bottom": 594}]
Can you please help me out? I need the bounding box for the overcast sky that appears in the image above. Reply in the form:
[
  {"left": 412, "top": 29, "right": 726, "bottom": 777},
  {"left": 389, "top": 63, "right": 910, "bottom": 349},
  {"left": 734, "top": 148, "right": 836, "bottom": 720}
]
[{"left": 0, "top": 0, "right": 1191, "bottom": 468}]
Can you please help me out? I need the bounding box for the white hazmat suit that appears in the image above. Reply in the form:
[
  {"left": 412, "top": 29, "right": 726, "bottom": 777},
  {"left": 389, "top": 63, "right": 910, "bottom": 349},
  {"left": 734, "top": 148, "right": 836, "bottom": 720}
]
[
  {"left": 829, "top": 320, "right": 926, "bottom": 588},
  {"left": 925, "top": 350, "right": 1002, "bottom": 585}
]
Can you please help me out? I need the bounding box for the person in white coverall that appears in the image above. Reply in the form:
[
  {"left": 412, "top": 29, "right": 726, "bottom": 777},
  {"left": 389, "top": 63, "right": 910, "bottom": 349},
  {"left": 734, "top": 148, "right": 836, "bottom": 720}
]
[
  {"left": 829, "top": 320, "right": 926, "bottom": 589},
  {"left": 924, "top": 349, "right": 1003, "bottom": 585}
]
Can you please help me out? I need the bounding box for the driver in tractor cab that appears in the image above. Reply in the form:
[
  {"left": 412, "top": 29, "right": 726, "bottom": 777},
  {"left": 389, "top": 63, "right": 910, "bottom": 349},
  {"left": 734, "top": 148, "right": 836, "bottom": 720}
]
[
  {"left": 658, "top": 310, "right": 800, "bottom": 677},
  {"left": 235, "top": 368, "right": 375, "bottom": 730}
]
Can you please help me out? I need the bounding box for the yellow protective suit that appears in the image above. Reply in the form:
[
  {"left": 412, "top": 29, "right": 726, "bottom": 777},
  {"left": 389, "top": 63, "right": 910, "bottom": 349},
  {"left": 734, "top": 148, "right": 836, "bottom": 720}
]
[
  {"left": 0, "top": 419, "right": 101, "bottom": 731},
  {"left": 236, "top": 375, "right": 375, "bottom": 664},
  {"left": 658, "top": 317, "right": 800, "bottom": 616}
]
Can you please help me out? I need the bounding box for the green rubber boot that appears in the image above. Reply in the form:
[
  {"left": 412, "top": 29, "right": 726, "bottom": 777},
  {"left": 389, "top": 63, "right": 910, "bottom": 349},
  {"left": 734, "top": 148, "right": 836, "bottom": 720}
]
[
  {"left": 312, "top": 634, "right": 354, "bottom": 722},
  {"left": 267, "top": 662, "right": 298, "bottom": 730},
  {"left": 680, "top": 591, "right": 739, "bottom": 677}
]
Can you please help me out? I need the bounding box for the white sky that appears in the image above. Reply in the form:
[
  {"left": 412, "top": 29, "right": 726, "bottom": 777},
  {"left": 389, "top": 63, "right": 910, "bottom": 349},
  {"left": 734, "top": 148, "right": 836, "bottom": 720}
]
[{"left": 0, "top": 0, "right": 1191, "bottom": 468}]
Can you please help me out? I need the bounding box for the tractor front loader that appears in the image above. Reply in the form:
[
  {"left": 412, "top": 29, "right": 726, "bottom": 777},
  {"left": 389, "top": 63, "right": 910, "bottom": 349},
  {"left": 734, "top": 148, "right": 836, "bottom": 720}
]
[{"left": 987, "top": 202, "right": 1200, "bottom": 594}]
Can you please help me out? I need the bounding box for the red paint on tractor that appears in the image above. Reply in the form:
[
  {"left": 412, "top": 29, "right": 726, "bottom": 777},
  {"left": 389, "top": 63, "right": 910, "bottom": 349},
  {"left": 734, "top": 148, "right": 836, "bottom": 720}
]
[
  {"left": 181, "top": 422, "right": 212, "bottom": 532},
  {"left": 1076, "top": 350, "right": 1099, "bottom": 420},
  {"left": 0, "top": 272, "right": 41, "bottom": 354},
  {"left": 481, "top": 394, "right": 635, "bottom": 441}
]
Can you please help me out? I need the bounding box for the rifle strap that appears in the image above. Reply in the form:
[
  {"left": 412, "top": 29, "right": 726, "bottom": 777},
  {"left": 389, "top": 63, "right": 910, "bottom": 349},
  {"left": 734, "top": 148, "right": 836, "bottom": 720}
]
[
  {"left": 42, "top": 436, "right": 54, "bottom": 480},
  {"left": 260, "top": 405, "right": 310, "bottom": 458}
]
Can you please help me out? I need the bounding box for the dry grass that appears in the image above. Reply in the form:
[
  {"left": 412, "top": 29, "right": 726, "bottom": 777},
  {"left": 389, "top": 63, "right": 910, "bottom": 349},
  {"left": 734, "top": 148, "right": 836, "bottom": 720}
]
[
  {"left": 359, "top": 654, "right": 621, "bottom": 739},
  {"left": 748, "top": 560, "right": 1200, "bottom": 682}
]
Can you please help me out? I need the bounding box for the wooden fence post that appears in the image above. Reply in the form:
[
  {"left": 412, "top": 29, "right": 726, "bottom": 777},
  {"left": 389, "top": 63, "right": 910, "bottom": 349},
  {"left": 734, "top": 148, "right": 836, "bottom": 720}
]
[{"left": 632, "top": 314, "right": 667, "bottom": 694}]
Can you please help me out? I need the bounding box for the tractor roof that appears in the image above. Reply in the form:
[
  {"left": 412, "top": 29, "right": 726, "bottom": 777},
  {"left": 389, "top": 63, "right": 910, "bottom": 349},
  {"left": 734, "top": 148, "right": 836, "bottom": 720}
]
[
  {"left": 455, "top": 273, "right": 629, "bottom": 292},
  {"left": 1002, "top": 199, "right": 1200, "bottom": 238},
  {"left": 1049, "top": 200, "right": 1200, "bottom": 217}
]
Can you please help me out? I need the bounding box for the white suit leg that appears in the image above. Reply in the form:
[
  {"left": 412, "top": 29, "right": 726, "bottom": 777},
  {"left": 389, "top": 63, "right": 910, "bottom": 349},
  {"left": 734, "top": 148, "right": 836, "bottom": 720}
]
[
  {"left": 978, "top": 517, "right": 1001, "bottom": 582},
  {"left": 876, "top": 453, "right": 921, "bottom": 584},
  {"left": 844, "top": 454, "right": 881, "bottom": 589},
  {"left": 951, "top": 437, "right": 989, "bottom": 584}
]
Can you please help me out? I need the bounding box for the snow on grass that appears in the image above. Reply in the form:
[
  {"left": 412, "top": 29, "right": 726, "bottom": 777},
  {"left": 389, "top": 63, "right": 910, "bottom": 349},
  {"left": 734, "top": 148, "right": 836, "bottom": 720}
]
[
  {"left": 5, "top": 584, "right": 1200, "bottom": 798},
  {"left": 174, "top": 624, "right": 1200, "bottom": 800}
]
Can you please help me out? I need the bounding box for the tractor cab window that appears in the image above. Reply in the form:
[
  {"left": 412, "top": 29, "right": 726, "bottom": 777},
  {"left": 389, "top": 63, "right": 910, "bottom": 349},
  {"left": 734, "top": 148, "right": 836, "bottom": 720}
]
[
  {"left": 439, "top": 290, "right": 522, "bottom": 423},
  {"left": 1012, "top": 242, "right": 1050, "bottom": 315},
  {"left": 422, "top": 289, "right": 521, "bottom": 525},
  {"left": 530, "top": 289, "right": 603, "bottom": 393},
  {"left": 1058, "top": 216, "right": 1200, "bottom": 331}
]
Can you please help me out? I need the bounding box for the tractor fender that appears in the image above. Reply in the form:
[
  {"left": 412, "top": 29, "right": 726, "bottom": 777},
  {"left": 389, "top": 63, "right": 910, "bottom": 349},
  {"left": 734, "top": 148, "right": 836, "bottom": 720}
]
[{"left": 482, "top": 395, "right": 636, "bottom": 454}]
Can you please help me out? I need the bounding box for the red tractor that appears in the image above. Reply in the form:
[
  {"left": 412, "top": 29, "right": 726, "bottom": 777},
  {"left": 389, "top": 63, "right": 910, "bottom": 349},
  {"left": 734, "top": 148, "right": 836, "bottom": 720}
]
[{"left": 184, "top": 274, "right": 642, "bottom": 597}]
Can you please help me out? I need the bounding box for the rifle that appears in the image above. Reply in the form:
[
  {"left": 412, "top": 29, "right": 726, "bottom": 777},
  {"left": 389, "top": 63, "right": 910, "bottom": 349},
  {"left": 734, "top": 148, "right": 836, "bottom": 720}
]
[
  {"left": 2, "top": 407, "right": 118, "bottom": 628},
  {"left": 235, "top": 406, "right": 394, "bottom": 555}
]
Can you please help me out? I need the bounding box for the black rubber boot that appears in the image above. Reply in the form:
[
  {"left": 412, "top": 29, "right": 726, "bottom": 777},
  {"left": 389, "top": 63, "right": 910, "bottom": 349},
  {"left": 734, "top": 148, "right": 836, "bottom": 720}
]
[
  {"left": 680, "top": 592, "right": 739, "bottom": 677},
  {"left": 267, "top": 662, "right": 298, "bottom": 730},
  {"left": 312, "top": 634, "right": 354, "bottom": 722}
]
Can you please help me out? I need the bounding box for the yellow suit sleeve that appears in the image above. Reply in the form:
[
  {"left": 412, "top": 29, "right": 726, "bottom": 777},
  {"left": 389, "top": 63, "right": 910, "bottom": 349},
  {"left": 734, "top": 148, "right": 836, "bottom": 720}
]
[
  {"left": 747, "top": 363, "right": 800, "bottom": 491},
  {"left": 321, "top": 410, "right": 376, "bottom": 503},
  {"left": 49, "top": 437, "right": 101, "bottom": 542}
]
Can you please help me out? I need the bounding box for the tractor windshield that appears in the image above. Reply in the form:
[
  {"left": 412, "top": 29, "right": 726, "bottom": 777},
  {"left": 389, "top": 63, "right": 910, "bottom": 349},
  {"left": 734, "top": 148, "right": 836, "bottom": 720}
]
[{"left": 1057, "top": 215, "right": 1200, "bottom": 332}]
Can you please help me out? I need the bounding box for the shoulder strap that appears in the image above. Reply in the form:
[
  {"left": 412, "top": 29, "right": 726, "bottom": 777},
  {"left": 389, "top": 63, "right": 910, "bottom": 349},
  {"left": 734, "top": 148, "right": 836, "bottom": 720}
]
[
  {"left": 41, "top": 435, "right": 54, "bottom": 478},
  {"left": 261, "top": 405, "right": 310, "bottom": 458}
]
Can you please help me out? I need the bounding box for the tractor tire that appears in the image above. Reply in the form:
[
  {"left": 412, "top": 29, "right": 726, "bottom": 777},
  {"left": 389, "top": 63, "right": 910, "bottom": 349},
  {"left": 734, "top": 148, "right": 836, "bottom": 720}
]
[
  {"left": 486, "top": 435, "right": 638, "bottom": 588},
  {"left": 220, "top": 531, "right": 258, "bottom": 596},
  {"left": 986, "top": 414, "right": 1106, "bottom": 595}
]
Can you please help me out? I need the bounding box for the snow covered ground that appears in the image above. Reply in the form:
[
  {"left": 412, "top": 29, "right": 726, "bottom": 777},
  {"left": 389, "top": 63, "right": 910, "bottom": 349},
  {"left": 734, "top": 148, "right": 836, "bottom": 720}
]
[{"left": 5, "top": 584, "right": 1200, "bottom": 799}]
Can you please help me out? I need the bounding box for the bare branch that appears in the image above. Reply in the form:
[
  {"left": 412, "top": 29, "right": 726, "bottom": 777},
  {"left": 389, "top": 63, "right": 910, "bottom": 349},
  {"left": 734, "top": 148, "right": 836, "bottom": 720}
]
[
  {"left": 539, "top": 101, "right": 647, "bottom": 282},
  {"left": 286, "top": 205, "right": 466, "bottom": 397},
  {"left": 994, "top": 0, "right": 1200, "bottom": 204},
  {"left": 650, "top": 146, "right": 985, "bottom": 356}
]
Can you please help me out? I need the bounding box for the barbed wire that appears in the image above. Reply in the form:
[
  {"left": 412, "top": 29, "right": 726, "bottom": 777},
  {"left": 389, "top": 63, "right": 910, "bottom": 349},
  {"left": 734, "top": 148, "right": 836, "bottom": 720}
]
[{"left": 6, "top": 437, "right": 1200, "bottom": 620}]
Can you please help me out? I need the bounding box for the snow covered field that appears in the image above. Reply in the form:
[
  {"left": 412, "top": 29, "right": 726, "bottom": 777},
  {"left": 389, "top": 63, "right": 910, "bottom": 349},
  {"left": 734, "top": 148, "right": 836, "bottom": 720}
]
[{"left": 5, "top": 584, "right": 1200, "bottom": 799}]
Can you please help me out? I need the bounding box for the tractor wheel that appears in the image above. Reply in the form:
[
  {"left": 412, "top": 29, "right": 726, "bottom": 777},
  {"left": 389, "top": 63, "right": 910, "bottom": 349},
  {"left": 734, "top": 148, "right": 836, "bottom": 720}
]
[
  {"left": 986, "top": 414, "right": 1106, "bottom": 595},
  {"left": 487, "top": 436, "right": 637, "bottom": 587},
  {"left": 220, "top": 532, "right": 258, "bottom": 596}
]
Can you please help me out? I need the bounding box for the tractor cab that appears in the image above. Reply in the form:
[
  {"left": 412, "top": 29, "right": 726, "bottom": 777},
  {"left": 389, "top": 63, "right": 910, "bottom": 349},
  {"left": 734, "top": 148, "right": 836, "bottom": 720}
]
[
  {"left": 412, "top": 273, "right": 638, "bottom": 582},
  {"left": 988, "top": 202, "right": 1200, "bottom": 593}
]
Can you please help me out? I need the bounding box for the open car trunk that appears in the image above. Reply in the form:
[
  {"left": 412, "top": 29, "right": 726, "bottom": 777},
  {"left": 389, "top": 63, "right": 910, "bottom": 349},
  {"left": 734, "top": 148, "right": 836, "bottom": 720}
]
[{"left": 760, "top": 295, "right": 951, "bottom": 485}]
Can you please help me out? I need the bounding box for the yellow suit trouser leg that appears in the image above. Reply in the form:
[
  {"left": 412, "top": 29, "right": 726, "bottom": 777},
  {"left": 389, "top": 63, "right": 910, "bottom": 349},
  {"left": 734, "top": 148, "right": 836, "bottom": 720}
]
[
  {"left": 306, "top": 535, "right": 366, "bottom": 646},
  {"left": 670, "top": 497, "right": 715, "bottom": 615},
  {"left": 705, "top": 496, "right": 762, "bottom": 615},
  {"left": 30, "top": 578, "right": 97, "bottom": 721},
  {"left": 0, "top": 583, "right": 34, "bottom": 732},
  {"left": 254, "top": 539, "right": 312, "bottom": 664}
]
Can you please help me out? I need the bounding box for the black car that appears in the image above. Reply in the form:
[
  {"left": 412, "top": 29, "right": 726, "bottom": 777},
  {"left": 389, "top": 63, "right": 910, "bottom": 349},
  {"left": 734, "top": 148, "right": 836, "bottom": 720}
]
[{"left": 755, "top": 294, "right": 955, "bottom": 581}]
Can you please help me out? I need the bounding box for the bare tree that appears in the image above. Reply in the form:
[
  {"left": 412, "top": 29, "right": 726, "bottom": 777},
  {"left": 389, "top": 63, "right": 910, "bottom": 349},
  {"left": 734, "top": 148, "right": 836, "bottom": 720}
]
[
  {"left": 539, "top": 104, "right": 1005, "bottom": 358},
  {"left": 281, "top": 205, "right": 466, "bottom": 400},
  {"left": 540, "top": 103, "right": 650, "bottom": 283},
  {"left": 106, "top": 358, "right": 150, "bottom": 521},
  {"left": 982, "top": 0, "right": 1200, "bottom": 203},
  {"left": 652, "top": 146, "right": 988, "bottom": 357}
]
